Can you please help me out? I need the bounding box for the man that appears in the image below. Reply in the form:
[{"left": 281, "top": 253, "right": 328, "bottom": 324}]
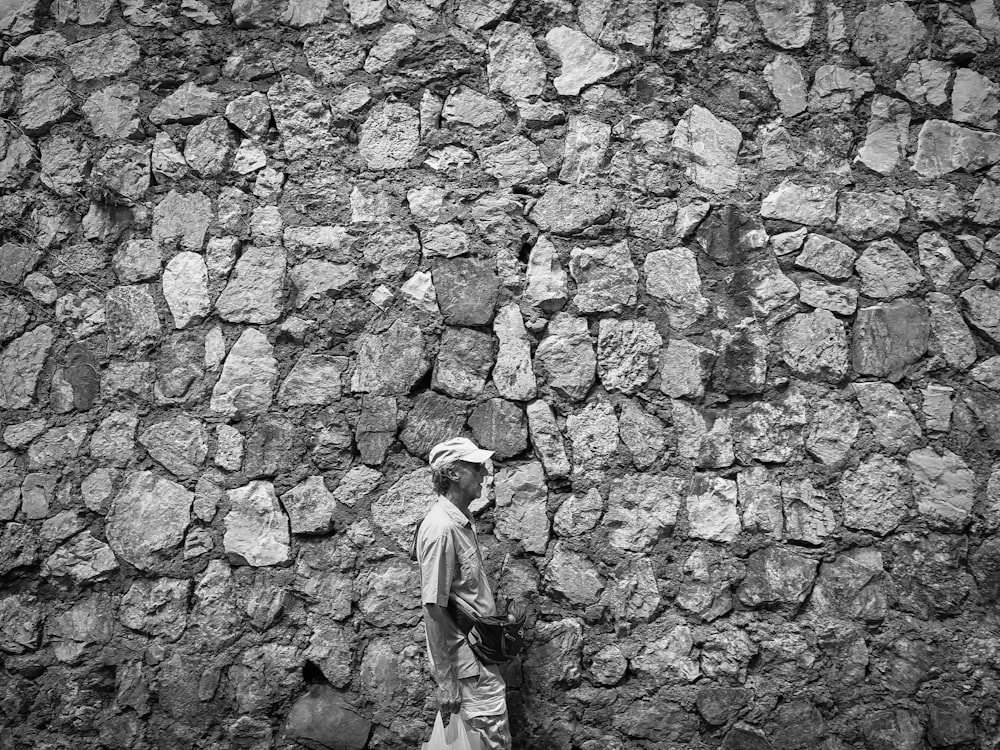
[{"left": 414, "top": 437, "right": 511, "bottom": 750}]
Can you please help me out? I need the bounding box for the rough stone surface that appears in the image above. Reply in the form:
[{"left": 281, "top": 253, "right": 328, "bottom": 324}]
[
  {"left": 351, "top": 320, "right": 430, "bottom": 395},
  {"left": 494, "top": 461, "right": 549, "bottom": 554},
  {"left": 606, "top": 473, "right": 682, "bottom": 551},
  {"left": 644, "top": 247, "right": 710, "bottom": 330},
  {"left": 534, "top": 314, "right": 596, "bottom": 401},
  {"left": 139, "top": 414, "right": 209, "bottom": 479},
  {"left": 570, "top": 241, "right": 638, "bottom": 314},
  {"left": 596, "top": 319, "right": 661, "bottom": 394},
  {"left": 210, "top": 328, "right": 278, "bottom": 419},
  {"left": 224, "top": 481, "right": 291, "bottom": 566},
  {"left": 106, "top": 471, "right": 192, "bottom": 572},
  {"left": 545, "top": 26, "right": 620, "bottom": 96},
  {"left": 755, "top": 0, "right": 816, "bottom": 48},
  {"left": 529, "top": 185, "right": 616, "bottom": 235},
  {"left": 279, "top": 354, "right": 348, "bottom": 406},
  {"left": 907, "top": 447, "right": 975, "bottom": 527},
  {"left": 840, "top": 455, "right": 911, "bottom": 535},
  {"left": 852, "top": 300, "right": 930, "bottom": 381},
  {"left": 492, "top": 303, "right": 536, "bottom": 401},
  {"left": 855, "top": 240, "right": 923, "bottom": 299}
]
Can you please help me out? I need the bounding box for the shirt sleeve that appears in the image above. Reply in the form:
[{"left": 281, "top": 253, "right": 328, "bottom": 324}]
[{"left": 417, "top": 529, "right": 455, "bottom": 607}]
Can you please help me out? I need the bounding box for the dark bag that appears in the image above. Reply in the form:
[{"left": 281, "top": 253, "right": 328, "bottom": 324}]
[{"left": 448, "top": 599, "right": 525, "bottom": 665}]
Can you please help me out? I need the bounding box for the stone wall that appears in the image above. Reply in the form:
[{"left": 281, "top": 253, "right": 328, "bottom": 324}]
[{"left": 1, "top": 0, "right": 1000, "bottom": 747}]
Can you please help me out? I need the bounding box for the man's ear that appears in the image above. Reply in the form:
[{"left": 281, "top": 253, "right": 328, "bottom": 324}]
[{"left": 444, "top": 464, "right": 460, "bottom": 482}]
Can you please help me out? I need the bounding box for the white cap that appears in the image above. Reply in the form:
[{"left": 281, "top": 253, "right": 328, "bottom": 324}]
[{"left": 428, "top": 437, "right": 494, "bottom": 470}]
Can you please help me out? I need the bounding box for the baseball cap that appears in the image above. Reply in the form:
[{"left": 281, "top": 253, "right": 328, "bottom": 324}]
[{"left": 428, "top": 437, "right": 494, "bottom": 470}]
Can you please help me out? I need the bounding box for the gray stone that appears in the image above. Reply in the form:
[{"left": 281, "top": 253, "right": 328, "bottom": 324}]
[
  {"left": 287, "top": 685, "right": 370, "bottom": 750},
  {"left": 857, "top": 95, "right": 911, "bottom": 175},
  {"left": 420, "top": 224, "right": 470, "bottom": 258},
  {"left": 560, "top": 115, "right": 611, "bottom": 184},
  {"left": 454, "top": 0, "right": 513, "bottom": 29},
  {"left": 225, "top": 481, "right": 291, "bottom": 566},
  {"left": 351, "top": 320, "right": 430, "bottom": 395},
  {"left": 4, "top": 420, "right": 45, "bottom": 449},
  {"left": 961, "top": 285, "right": 1000, "bottom": 345},
  {"left": 526, "top": 399, "right": 571, "bottom": 478},
  {"left": 364, "top": 23, "right": 416, "bottom": 73},
  {"left": 64, "top": 30, "right": 140, "bottom": 82},
  {"left": 359, "top": 102, "right": 420, "bottom": 170},
  {"left": 713, "top": 1, "right": 758, "bottom": 50},
  {"left": 804, "top": 396, "right": 858, "bottom": 464},
  {"left": 907, "top": 447, "right": 975, "bottom": 527},
  {"left": 48, "top": 593, "right": 114, "bottom": 663},
  {"left": 106, "top": 471, "right": 192, "bottom": 572},
  {"left": 927, "top": 292, "right": 976, "bottom": 369},
  {"left": 973, "top": 179, "right": 1000, "bottom": 226},
  {"left": 243, "top": 413, "right": 297, "bottom": 478},
  {"left": 150, "top": 82, "right": 222, "bottom": 125},
  {"left": 17, "top": 69, "right": 74, "bottom": 136},
  {"left": 89, "top": 411, "right": 137, "bottom": 465},
  {"left": 755, "top": 0, "right": 815, "bottom": 48},
  {"left": 139, "top": 414, "right": 209, "bottom": 480},
  {"left": 596, "top": 319, "right": 661, "bottom": 394},
  {"left": 853, "top": 2, "right": 926, "bottom": 64},
  {"left": 733, "top": 390, "right": 807, "bottom": 463},
  {"left": 18, "top": 473, "right": 53, "bottom": 520},
  {"left": 468, "top": 399, "right": 527, "bottom": 460},
  {"left": 659, "top": 339, "right": 713, "bottom": 399},
  {"left": 677, "top": 544, "right": 745, "bottom": 622},
  {"left": 370, "top": 467, "right": 436, "bottom": 550},
  {"left": 494, "top": 461, "right": 549, "bottom": 554},
  {"left": 39, "top": 135, "right": 89, "bottom": 196},
  {"left": 630, "top": 625, "right": 700, "bottom": 683},
  {"left": 283, "top": 476, "right": 337, "bottom": 535},
  {"left": 400, "top": 392, "right": 470, "bottom": 458},
  {"left": 268, "top": 74, "right": 337, "bottom": 158},
  {"left": 529, "top": 185, "right": 616, "bottom": 235},
  {"left": 183, "top": 116, "right": 237, "bottom": 177},
  {"left": 277, "top": 354, "right": 347, "bottom": 407},
  {"left": 671, "top": 106, "right": 741, "bottom": 192},
  {"left": 92, "top": 143, "right": 150, "bottom": 203},
  {"left": 566, "top": 400, "right": 618, "bottom": 483},
  {"left": 442, "top": 86, "right": 506, "bottom": 129},
  {"left": 545, "top": 26, "right": 620, "bottom": 96},
  {"left": 162, "top": 252, "right": 210, "bottom": 329},
  {"left": 344, "top": 0, "right": 385, "bottom": 28},
  {"left": 895, "top": 59, "right": 951, "bottom": 107},
  {"left": 855, "top": 240, "right": 922, "bottom": 298},
  {"left": 153, "top": 190, "right": 212, "bottom": 252},
  {"left": 544, "top": 543, "right": 605, "bottom": 605},
  {"left": 644, "top": 247, "right": 709, "bottom": 329},
  {"left": 569, "top": 241, "right": 638, "bottom": 315},
  {"left": 661, "top": 2, "right": 709, "bottom": 51},
  {"left": 119, "top": 578, "right": 189, "bottom": 640},
  {"left": 764, "top": 54, "right": 807, "bottom": 117},
  {"left": 808, "top": 65, "right": 875, "bottom": 114},
  {"left": 0, "top": 298, "right": 28, "bottom": 344},
  {"left": 710, "top": 320, "right": 770, "bottom": 396},
  {"left": 798, "top": 278, "right": 857, "bottom": 315},
  {"left": 488, "top": 22, "right": 546, "bottom": 101},
  {"left": 0, "top": 0, "right": 39, "bottom": 34},
  {"left": 917, "top": 233, "right": 963, "bottom": 290},
  {"left": 780, "top": 309, "right": 849, "bottom": 381},
  {"left": 737, "top": 546, "right": 818, "bottom": 613},
  {"left": 939, "top": 5, "right": 988, "bottom": 60},
  {"left": 151, "top": 131, "right": 188, "bottom": 182},
  {"left": 696, "top": 688, "right": 752, "bottom": 726},
  {"left": 40, "top": 532, "right": 117, "bottom": 583},
  {"left": 808, "top": 550, "right": 887, "bottom": 622},
  {"left": 737, "top": 466, "right": 783, "bottom": 537},
  {"left": 606, "top": 473, "right": 682, "bottom": 550},
  {"left": 225, "top": 92, "right": 272, "bottom": 139},
  {"left": 492, "top": 303, "right": 537, "bottom": 402},
  {"left": 0, "top": 325, "right": 53, "bottom": 410},
  {"left": 215, "top": 424, "right": 244, "bottom": 471},
  {"left": 922, "top": 383, "right": 954, "bottom": 431},
  {"left": 673, "top": 401, "right": 734, "bottom": 469},
  {"left": 211, "top": 328, "right": 278, "bottom": 419},
  {"left": 854, "top": 381, "right": 922, "bottom": 453},
  {"left": 289, "top": 260, "right": 358, "bottom": 307},
  {"left": 837, "top": 192, "right": 905, "bottom": 243},
  {"left": 972, "top": 0, "right": 1000, "bottom": 41},
  {"left": 215, "top": 246, "right": 286, "bottom": 323},
  {"left": 103, "top": 285, "right": 160, "bottom": 353},
  {"left": 863, "top": 709, "right": 924, "bottom": 750},
  {"left": 912, "top": 120, "right": 1000, "bottom": 178},
  {"left": 432, "top": 327, "right": 493, "bottom": 399},
  {"left": 553, "top": 488, "right": 603, "bottom": 537},
  {"left": 852, "top": 300, "right": 930, "bottom": 381},
  {"left": 363, "top": 225, "right": 421, "bottom": 284},
  {"left": 432, "top": 258, "right": 499, "bottom": 325},
  {"left": 839, "top": 455, "right": 910, "bottom": 535},
  {"left": 760, "top": 180, "right": 837, "bottom": 225},
  {"left": 524, "top": 236, "right": 568, "bottom": 312},
  {"left": 926, "top": 697, "right": 976, "bottom": 748},
  {"left": 534, "top": 313, "right": 596, "bottom": 401},
  {"left": 618, "top": 399, "right": 665, "bottom": 470},
  {"left": 781, "top": 479, "right": 835, "bottom": 545}
]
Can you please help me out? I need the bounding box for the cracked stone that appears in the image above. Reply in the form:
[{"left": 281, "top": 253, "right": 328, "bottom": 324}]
[
  {"left": 854, "top": 381, "right": 922, "bottom": 453},
  {"left": 64, "top": 29, "right": 140, "bottom": 82},
  {"left": 606, "top": 473, "right": 682, "bottom": 550},
  {"left": 535, "top": 314, "right": 596, "bottom": 402},
  {"left": 596, "top": 319, "right": 661, "bottom": 394},
  {"left": 907, "top": 447, "right": 975, "bottom": 528},
  {"left": 163, "top": 252, "right": 210, "bottom": 329},
  {"left": 912, "top": 120, "right": 1000, "bottom": 178},
  {"left": 268, "top": 74, "right": 337, "bottom": 158},
  {"left": 210, "top": 328, "right": 278, "bottom": 419},
  {"left": 216, "top": 246, "right": 286, "bottom": 324},
  {"left": 545, "top": 26, "right": 620, "bottom": 96},
  {"left": 400, "top": 392, "right": 470, "bottom": 458},
  {"left": 760, "top": 180, "right": 837, "bottom": 225},
  {"left": 644, "top": 247, "right": 709, "bottom": 329},
  {"left": 570, "top": 240, "right": 638, "bottom": 314},
  {"left": 150, "top": 82, "right": 222, "bottom": 125},
  {"left": 764, "top": 54, "right": 808, "bottom": 117},
  {"left": 492, "top": 303, "right": 536, "bottom": 401},
  {"left": 840, "top": 455, "right": 911, "bottom": 535},
  {"left": 856, "top": 95, "right": 911, "bottom": 175},
  {"left": 106, "top": 471, "right": 192, "bottom": 572},
  {"left": 351, "top": 320, "right": 430, "bottom": 395},
  {"left": 488, "top": 22, "right": 546, "bottom": 101},
  {"left": 224, "top": 481, "right": 291, "bottom": 566},
  {"left": 529, "top": 185, "right": 616, "bottom": 235},
  {"left": 672, "top": 106, "right": 741, "bottom": 192},
  {"left": 780, "top": 309, "right": 849, "bottom": 381},
  {"left": 526, "top": 400, "right": 570, "bottom": 478},
  {"left": 856, "top": 239, "right": 922, "bottom": 299},
  {"left": 139, "top": 414, "right": 209, "bottom": 479},
  {"left": 852, "top": 2, "right": 926, "bottom": 64}
]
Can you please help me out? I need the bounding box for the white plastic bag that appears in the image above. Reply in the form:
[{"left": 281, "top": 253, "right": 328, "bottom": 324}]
[{"left": 421, "top": 712, "right": 482, "bottom": 750}]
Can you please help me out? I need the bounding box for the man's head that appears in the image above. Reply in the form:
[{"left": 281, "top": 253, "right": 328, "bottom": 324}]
[{"left": 429, "top": 437, "right": 494, "bottom": 502}]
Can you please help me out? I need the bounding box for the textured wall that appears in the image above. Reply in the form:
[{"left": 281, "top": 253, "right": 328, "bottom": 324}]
[{"left": 2, "top": 0, "right": 1000, "bottom": 748}]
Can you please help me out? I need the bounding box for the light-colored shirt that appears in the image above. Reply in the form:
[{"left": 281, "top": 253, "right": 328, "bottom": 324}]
[{"left": 416, "top": 496, "right": 497, "bottom": 679}]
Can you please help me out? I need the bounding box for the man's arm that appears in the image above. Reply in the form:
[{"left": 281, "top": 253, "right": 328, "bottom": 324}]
[{"left": 423, "top": 603, "right": 463, "bottom": 714}]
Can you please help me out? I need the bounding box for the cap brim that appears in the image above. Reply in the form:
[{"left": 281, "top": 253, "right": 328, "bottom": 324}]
[{"left": 460, "top": 448, "right": 495, "bottom": 464}]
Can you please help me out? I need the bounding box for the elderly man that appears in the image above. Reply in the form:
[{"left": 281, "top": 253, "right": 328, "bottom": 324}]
[{"left": 414, "top": 437, "right": 511, "bottom": 750}]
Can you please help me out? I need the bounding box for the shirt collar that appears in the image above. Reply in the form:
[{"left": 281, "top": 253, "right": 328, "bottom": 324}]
[{"left": 436, "top": 496, "right": 472, "bottom": 527}]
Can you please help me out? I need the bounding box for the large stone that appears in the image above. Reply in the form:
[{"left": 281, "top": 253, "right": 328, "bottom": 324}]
[
  {"left": 0, "top": 325, "right": 53, "bottom": 410},
  {"left": 895, "top": 60, "right": 951, "bottom": 107},
  {"left": 760, "top": 180, "right": 837, "bottom": 225},
  {"left": 854, "top": 381, "right": 922, "bottom": 454},
  {"left": 370, "top": 467, "right": 436, "bottom": 550},
  {"left": 442, "top": 86, "right": 505, "bottom": 129},
  {"left": 119, "top": 578, "right": 190, "bottom": 640},
  {"left": 781, "top": 479, "right": 835, "bottom": 545},
  {"left": 106, "top": 471, "right": 192, "bottom": 571},
  {"left": 853, "top": 2, "right": 926, "bottom": 64},
  {"left": 907, "top": 447, "right": 975, "bottom": 527},
  {"left": 677, "top": 545, "right": 745, "bottom": 622},
  {"left": 356, "top": 396, "right": 396, "bottom": 466},
  {"left": 64, "top": 29, "right": 140, "bottom": 82},
  {"left": 468, "top": 399, "right": 527, "bottom": 460},
  {"left": 544, "top": 543, "right": 605, "bottom": 606},
  {"left": 755, "top": 0, "right": 815, "bottom": 48},
  {"left": 673, "top": 401, "right": 734, "bottom": 469},
  {"left": 0, "top": 0, "right": 39, "bottom": 35},
  {"left": 798, "top": 278, "right": 857, "bottom": 315},
  {"left": 216, "top": 246, "right": 286, "bottom": 323},
  {"left": 687, "top": 475, "right": 740, "bottom": 542},
  {"left": 48, "top": 593, "right": 114, "bottom": 663},
  {"left": 267, "top": 75, "right": 337, "bottom": 158},
  {"left": 488, "top": 22, "right": 546, "bottom": 101},
  {"left": 39, "top": 135, "right": 89, "bottom": 197},
  {"left": 432, "top": 258, "right": 499, "bottom": 325},
  {"left": 804, "top": 396, "right": 858, "bottom": 465},
  {"left": 808, "top": 550, "right": 887, "bottom": 622},
  {"left": 644, "top": 247, "right": 709, "bottom": 330},
  {"left": 479, "top": 136, "right": 547, "bottom": 188},
  {"left": 863, "top": 710, "right": 924, "bottom": 750},
  {"left": 492, "top": 303, "right": 537, "bottom": 401},
  {"left": 243, "top": 414, "right": 297, "bottom": 479},
  {"left": 961, "top": 285, "right": 1000, "bottom": 345},
  {"left": 184, "top": 116, "right": 237, "bottom": 176},
  {"left": 917, "top": 233, "right": 963, "bottom": 290},
  {"left": 359, "top": 102, "right": 419, "bottom": 170},
  {"left": 42, "top": 532, "right": 119, "bottom": 584},
  {"left": 763, "top": 54, "right": 807, "bottom": 117},
  {"left": 570, "top": 241, "right": 637, "bottom": 314},
  {"left": 210, "top": 328, "right": 278, "bottom": 419},
  {"left": 279, "top": 354, "right": 348, "bottom": 406},
  {"left": 596, "top": 319, "right": 661, "bottom": 394},
  {"left": 659, "top": 339, "right": 713, "bottom": 399},
  {"left": 912, "top": 120, "right": 1000, "bottom": 178},
  {"left": 105, "top": 285, "right": 161, "bottom": 351},
  {"left": 138, "top": 414, "right": 209, "bottom": 479},
  {"left": 852, "top": 300, "right": 930, "bottom": 381},
  {"left": 224, "top": 481, "right": 291, "bottom": 566},
  {"left": 660, "top": 2, "right": 709, "bottom": 51},
  {"left": 92, "top": 143, "right": 150, "bottom": 203},
  {"left": 953, "top": 68, "right": 999, "bottom": 126},
  {"left": 283, "top": 476, "right": 338, "bottom": 535},
  {"left": 150, "top": 82, "right": 222, "bottom": 125},
  {"left": 287, "top": 685, "right": 370, "bottom": 750},
  {"left": 534, "top": 314, "right": 596, "bottom": 401},
  {"left": 89, "top": 411, "right": 137, "bottom": 465},
  {"left": 837, "top": 192, "right": 905, "bottom": 242},
  {"left": 351, "top": 320, "right": 430, "bottom": 395},
  {"left": 163, "top": 252, "right": 210, "bottom": 328},
  {"left": 737, "top": 466, "right": 783, "bottom": 537},
  {"left": 605, "top": 474, "right": 682, "bottom": 551},
  {"left": 855, "top": 240, "right": 922, "bottom": 299},
  {"left": 927, "top": 293, "right": 976, "bottom": 370},
  {"left": 566, "top": 400, "right": 619, "bottom": 482},
  {"left": 926, "top": 697, "right": 976, "bottom": 748},
  {"left": 526, "top": 400, "right": 571, "bottom": 478},
  {"left": 17, "top": 69, "right": 74, "bottom": 136},
  {"left": 545, "top": 26, "right": 620, "bottom": 96},
  {"left": 529, "top": 185, "right": 616, "bottom": 235},
  {"left": 672, "top": 105, "right": 741, "bottom": 192},
  {"left": 432, "top": 327, "right": 493, "bottom": 399},
  {"left": 780, "top": 309, "right": 849, "bottom": 381},
  {"left": 494, "top": 461, "right": 549, "bottom": 553},
  {"left": 560, "top": 115, "right": 611, "bottom": 184},
  {"left": 808, "top": 65, "right": 875, "bottom": 113},
  {"left": 400, "top": 392, "right": 470, "bottom": 457},
  {"left": 364, "top": 23, "right": 416, "bottom": 73},
  {"left": 737, "top": 546, "right": 818, "bottom": 613},
  {"left": 839, "top": 455, "right": 911, "bottom": 535},
  {"left": 553, "top": 489, "right": 603, "bottom": 538},
  {"left": 856, "top": 95, "right": 911, "bottom": 175},
  {"left": 362, "top": 225, "right": 420, "bottom": 284}
]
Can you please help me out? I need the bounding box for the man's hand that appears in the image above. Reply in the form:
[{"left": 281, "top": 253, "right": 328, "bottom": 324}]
[{"left": 435, "top": 678, "right": 462, "bottom": 715}]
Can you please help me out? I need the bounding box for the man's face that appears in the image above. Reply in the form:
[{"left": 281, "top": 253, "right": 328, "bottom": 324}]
[{"left": 449, "top": 460, "right": 490, "bottom": 502}]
